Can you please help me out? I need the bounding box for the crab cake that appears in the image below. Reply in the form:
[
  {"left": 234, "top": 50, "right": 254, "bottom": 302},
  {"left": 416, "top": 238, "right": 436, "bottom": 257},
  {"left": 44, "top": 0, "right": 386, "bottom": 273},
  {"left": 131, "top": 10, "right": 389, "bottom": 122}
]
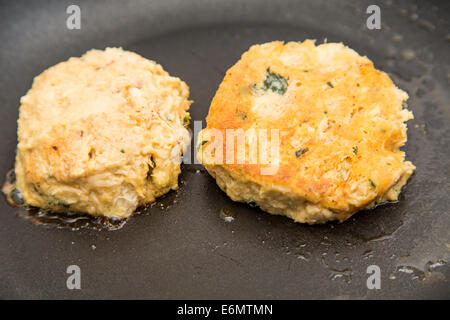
[
  {"left": 14, "top": 48, "right": 191, "bottom": 219},
  {"left": 197, "top": 40, "right": 415, "bottom": 224}
]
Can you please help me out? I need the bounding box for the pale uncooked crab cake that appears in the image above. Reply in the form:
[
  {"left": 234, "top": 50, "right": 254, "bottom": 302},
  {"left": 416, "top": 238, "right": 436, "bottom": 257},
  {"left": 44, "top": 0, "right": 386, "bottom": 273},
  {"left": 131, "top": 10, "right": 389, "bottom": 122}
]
[
  {"left": 13, "top": 48, "right": 192, "bottom": 219},
  {"left": 197, "top": 40, "right": 415, "bottom": 224}
]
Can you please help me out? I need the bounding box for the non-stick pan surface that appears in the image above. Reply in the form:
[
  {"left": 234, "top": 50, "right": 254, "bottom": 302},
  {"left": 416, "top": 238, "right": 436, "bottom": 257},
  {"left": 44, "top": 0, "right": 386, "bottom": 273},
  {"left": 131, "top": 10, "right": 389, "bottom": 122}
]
[{"left": 0, "top": 0, "right": 449, "bottom": 299}]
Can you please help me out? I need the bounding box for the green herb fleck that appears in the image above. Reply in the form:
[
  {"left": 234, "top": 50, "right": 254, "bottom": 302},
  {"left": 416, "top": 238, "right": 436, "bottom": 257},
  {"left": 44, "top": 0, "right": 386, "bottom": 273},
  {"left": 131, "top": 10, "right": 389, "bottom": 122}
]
[
  {"left": 248, "top": 200, "right": 257, "bottom": 207},
  {"left": 146, "top": 157, "right": 156, "bottom": 180},
  {"left": 120, "top": 149, "right": 125, "bottom": 153},
  {"left": 53, "top": 200, "right": 70, "bottom": 208},
  {"left": 197, "top": 140, "right": 208, "bottom": 151},
  {"left": 183, "top": 114, "right": 190, "bottom": 126},
  {"left": 33, "top": 186, "right": 70, "bottom": 208},
  {"left": 262, "top": 68, "right": 288, "bottom": 95},
  {"left": 240, "top": 112, "right": 247, "bottom": 120},
  {"left": 353, "top": 146, "right": 358, "bottom": 155},
  {"left": 32, "top": 184, "right": 44, "bottom": 196},
  {"left": 295, "top": 148, "right": 309, "bottom": 158},
  {"left": 251, "top": 83, "right": 260, "bottom": 95},
  {"left": 327, "top": 81, "right": 334, "bottom": 88},
  {"left": 369, "top": 179, "right": 376, "bottom": 189},
  {"left": 149, "top": 157, "right": 156, "bottom": 168},
  {"left": 303, "top": 70, "right": 309, "bottom": 72}
]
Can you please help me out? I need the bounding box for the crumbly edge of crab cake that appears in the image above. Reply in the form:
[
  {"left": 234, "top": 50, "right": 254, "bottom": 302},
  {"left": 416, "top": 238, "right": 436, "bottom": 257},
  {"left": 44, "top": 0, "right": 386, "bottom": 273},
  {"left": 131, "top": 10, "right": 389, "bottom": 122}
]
[{"left": 203, "top": 161, "right": 415, "bottom": 224}]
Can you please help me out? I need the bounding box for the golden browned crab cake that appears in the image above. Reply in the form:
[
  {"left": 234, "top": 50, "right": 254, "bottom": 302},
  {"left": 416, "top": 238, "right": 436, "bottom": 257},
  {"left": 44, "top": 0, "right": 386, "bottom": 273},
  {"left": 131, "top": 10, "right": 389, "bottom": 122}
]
[
  {"left": 14, "top": 48, "right": 192, "bottom": 219},
  {"left": 197, "top": 40, "right": 415, "bottom": 224}
]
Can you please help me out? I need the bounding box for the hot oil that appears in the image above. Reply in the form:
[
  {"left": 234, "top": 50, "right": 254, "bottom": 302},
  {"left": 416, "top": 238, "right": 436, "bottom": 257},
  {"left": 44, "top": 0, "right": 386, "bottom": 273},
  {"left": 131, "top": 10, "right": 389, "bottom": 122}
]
[
  {"left": 16, "top": 207, "right": 127, "bottom": 231},
  {"left": 2, "top": 169, "right": 127, "bottom": 231},
  {"left": 2, "top": 166, "right": 182, "bottom": 231}
]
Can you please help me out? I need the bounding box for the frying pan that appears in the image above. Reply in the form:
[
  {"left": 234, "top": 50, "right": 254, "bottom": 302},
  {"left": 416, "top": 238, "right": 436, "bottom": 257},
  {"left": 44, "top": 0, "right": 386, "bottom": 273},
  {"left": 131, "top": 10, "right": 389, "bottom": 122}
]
[{"left": 0, "top": 0, "right": 449, "bottom": 299}]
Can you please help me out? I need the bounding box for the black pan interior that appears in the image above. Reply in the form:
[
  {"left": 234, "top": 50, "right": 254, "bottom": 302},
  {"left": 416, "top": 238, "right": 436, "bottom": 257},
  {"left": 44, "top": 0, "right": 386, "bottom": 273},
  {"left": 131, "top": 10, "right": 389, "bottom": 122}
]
[{"left": 0, "top": 0, "right": 449, "bottom": 299}]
